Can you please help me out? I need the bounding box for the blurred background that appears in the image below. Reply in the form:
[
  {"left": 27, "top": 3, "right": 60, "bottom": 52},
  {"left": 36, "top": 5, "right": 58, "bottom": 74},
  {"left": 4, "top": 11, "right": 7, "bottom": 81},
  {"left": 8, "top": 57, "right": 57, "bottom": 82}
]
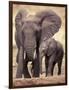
[{"left": 12, "top": 4, "right": 65, "bottom": 79}]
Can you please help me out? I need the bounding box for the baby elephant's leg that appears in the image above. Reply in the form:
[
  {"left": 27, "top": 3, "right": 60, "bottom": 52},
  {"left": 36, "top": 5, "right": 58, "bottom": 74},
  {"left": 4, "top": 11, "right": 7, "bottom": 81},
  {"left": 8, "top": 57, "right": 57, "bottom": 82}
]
[
  {"left": 47, "top": 53, "right": 56, "bottom": 76},
  {"left": 58, "top": 59, "right": 63, "bottom": 75},
  {"left": 51, "top": 62, "right": 56, "bottom": 75},
  {"left": 45, "top": 56, "right": 49, "bottom": 76},
  {"left": 57, "top": 47, "right": 64, "bottom": 75},
  {"left": 45, "top": 56, "right": 55, "bottom": 76}
]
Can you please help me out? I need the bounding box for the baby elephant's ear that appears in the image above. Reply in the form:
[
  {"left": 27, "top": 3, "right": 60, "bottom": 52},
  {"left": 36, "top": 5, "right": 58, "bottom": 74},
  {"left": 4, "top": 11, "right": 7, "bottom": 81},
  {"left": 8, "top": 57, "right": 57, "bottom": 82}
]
[
  {"left": 15, "top": 10, "right": 28, "bottom": 31},
  {"left": 35, "top": 10, "right": 62, "bottom": 40}
]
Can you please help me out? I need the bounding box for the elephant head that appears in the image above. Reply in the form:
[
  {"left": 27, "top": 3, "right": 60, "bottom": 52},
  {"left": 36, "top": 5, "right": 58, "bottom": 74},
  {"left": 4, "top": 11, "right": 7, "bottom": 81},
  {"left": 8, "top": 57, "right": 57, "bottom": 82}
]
[{"left": 15, "top": 10, "right": 41, "bottom": 60}]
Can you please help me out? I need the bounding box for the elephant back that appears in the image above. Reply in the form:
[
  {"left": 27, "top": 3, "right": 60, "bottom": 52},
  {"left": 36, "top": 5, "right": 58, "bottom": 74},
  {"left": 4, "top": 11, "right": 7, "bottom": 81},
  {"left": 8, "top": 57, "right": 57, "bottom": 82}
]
[{"left": 56, "top": 41, "right": 64, "bottom": 59}]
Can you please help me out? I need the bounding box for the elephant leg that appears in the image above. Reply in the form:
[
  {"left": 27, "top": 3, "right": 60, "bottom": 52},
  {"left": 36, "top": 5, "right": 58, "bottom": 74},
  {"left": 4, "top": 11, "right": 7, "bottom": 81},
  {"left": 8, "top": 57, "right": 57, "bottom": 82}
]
[
  {"left": 51, "top": 62, "right": 55, "bottom": 76},
  {"left": 23, "top": 56, "right": 31, "bottom": 78},
  {"left": 33, "top": 58, "right": 40, "bottom": 77},
  {"left": 45, "top": 56, "right": 55, "bottom": 76},
  {"left": 16, "top": 46, "right": 24, "bottom": 78},
  {"left": 33, "top": 50, "right": 39, "bottom": 77},
  {"left": 58, "top": 60, "right": 62, "bottom": 75},
  {"left": 47, "top": 53, "right": 56, "bottom": 76},
  {"left": 47, "top": 63, "right": 53, "bottom": 76},
  {"left": 45, "top": 56, "right": 49, "bottom": 76},
  {"left": 16, "top": 49, "right": 19, "bottom": 63},
  {"left": 33, "top": 53, "right": 40, "bottom": 77}
]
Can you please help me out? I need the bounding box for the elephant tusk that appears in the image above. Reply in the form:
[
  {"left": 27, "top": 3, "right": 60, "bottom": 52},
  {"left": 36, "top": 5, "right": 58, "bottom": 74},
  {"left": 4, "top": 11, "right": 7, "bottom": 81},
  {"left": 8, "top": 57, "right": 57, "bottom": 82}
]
[
  {"left": 33, "top": 49, "right": 37, "bottom": 59},
  {"left": 27, "top": 61, "right": 32, "bottom": 77},
  {"left": 24, "top": 51, "right": 26, "bottom": 60}
]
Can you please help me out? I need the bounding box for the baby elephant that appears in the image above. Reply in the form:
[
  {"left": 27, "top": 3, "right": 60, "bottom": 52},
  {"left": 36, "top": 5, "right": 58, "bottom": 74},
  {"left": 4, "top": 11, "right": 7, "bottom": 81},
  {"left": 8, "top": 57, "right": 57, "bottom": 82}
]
[{"left": 39, "top": 38, "right": 64, "bottom": 76}]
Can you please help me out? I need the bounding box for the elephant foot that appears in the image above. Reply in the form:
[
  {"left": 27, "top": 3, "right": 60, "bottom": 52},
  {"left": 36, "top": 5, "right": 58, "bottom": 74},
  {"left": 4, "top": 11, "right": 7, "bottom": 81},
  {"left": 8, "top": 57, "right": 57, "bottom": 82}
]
[
  {"left": 23, "top": 67, "right": 31, "bottom": 78},
  {"left": 58, "top": 71, "right": 61, "bottom": 75},
  {"left": 33, "top": 60, "right": 40, "bottom": 77},
  {"left": 24, "top": 74, "right": 31, "bottom": 78},
  {"left": 32, "top": 69, "right": 39, "bottom": 77},
  {"left": 16, "top": 67, "right": 23, "bottom": 78},
  {"left": 16, "top": 73, "right": 22, "bottom": 78},
  {"left": 47, "top": 73, "right": 52, "bottom": 77},
  {"left": 47, "top": 71, "right": 53, "bottom": 77},
  {"left": 40, "top": 74, "right": 43, "bottom": 78}
]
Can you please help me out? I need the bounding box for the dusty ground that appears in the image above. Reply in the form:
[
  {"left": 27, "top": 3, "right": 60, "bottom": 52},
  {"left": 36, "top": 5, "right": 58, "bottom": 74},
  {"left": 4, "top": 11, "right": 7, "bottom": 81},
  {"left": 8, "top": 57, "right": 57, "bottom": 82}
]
[
  {"left": 13, "top": 47, "right": 65, "bottom": 79},
  {"left": 13, "top": 75, "right": 65, "bottom": 87},
  {"left": 12, "top": 4, "right": 66, "bottom": 85}
]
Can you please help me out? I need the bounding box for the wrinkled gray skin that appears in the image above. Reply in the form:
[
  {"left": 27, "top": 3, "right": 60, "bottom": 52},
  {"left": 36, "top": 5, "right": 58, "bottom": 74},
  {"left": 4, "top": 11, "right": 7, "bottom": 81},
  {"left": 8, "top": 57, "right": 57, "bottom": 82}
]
[
  {"left": 39, "top": 38, "right": 64, "bottom": 76},
  {"left": 15, "top": 10, "right": 61, "bottom": 78},
  {"left": 15, "top": 10, "right": 41, "bottom": 78}
]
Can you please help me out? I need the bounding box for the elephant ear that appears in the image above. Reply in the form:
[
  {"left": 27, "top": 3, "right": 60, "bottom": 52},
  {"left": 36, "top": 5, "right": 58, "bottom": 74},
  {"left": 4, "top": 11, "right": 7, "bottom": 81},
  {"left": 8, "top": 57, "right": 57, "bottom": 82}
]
[
  {"left": 47, "top": 39, "right": 57, "bottom": 56},
  {"left": 15, "top": 10, "right": 28, "bottom": 31},
  {"left": 35, "top": 10, "right": 62, "bottom": 41},
  {"left": 15, "top": 10, "right": 28, "bottom": 46}
]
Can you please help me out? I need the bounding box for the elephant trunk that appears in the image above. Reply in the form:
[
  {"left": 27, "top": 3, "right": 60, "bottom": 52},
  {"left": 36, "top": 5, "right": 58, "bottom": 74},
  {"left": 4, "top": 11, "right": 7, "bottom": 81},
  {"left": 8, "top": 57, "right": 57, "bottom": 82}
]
[{"left": 24, "top": 38, "right": 36, "bottom": 60}]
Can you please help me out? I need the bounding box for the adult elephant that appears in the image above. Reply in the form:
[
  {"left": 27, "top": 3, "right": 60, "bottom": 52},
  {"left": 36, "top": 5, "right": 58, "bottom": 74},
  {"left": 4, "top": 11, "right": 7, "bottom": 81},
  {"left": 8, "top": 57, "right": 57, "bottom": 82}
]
[
  {"left": 15, "top": 10, "right": 40, "bottom": 78},
  {"left": 15, "top": 10, "right": 61, "bottom": 78},
  {"left": 39, "top": 38, "right": 64, "bottom": 76}
]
